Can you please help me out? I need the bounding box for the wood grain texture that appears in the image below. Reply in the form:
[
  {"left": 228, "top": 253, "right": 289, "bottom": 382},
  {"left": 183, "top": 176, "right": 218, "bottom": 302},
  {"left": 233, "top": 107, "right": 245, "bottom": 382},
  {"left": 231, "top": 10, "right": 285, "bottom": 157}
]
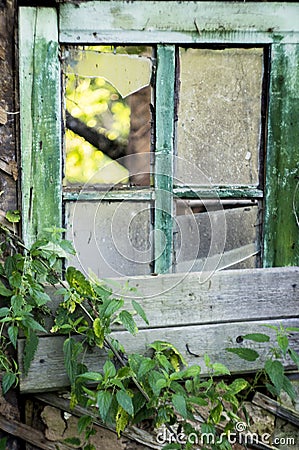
[
  {"left": 253, "top": 392, "right": 299, "bottom": 427},
  {"left": 18, "top": 267, "right": 299, "bottom": 392},
  {"left": 19, "top": 7, "right": 62, "bottom": 246},
  {"left": 154, "top": 45, "right": 175, "bottom": 274},
  {"left": 18, "top": 318, "right": 299, "bottom": 393},
  {"left": 0, "top": 413, "right": 71, "bottom": 450},
  {"left": 59, "top": 2, "right": 299, "bottom": 44},
  {"left": 264, "top": 44, "right": 299, "bottom": 267}
]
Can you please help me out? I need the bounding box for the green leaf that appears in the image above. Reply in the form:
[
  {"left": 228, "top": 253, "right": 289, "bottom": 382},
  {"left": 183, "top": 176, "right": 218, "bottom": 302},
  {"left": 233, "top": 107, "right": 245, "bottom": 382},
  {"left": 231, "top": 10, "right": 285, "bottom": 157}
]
[
  {"left": 23, "top": 329, "right": 39, "bottom": 376},
  {"left": 9, "top": 272, "right": 22, "bottom": 289},
  {"left": 5, "top": 210, "right": 20, "bottom": 223},
  {"left": 118, "top": 310, "right": 138, "bottom": 335},
  {"left": 188, "top": 396, "right": 208, "bottom": 406},
  {"left": 243, "top": 333, "right": 270, "bottom": 343},
  {"left": 132, "top": 300, "right": 149, "bottom": 325},
  {"left": 97, "top": 390, "right": 113, "bottom": 421},
  {"left": 77, "top": 372, "right": 103, "bottom": 382},
  {"left": 64, "top": 437, "right": 81, "bottom": 446},
  {"left": 172, "top": 393, "right": 187, "bottom": 419},
  {"left": 116, "top": 405, "right": 129, "bottom": 436},
  {"left": 2, "top": 372, "right": 17, "bottom": 394},
  {"left": 59, "top": 239, "right": 76, "bottom": 255},
  {"left": 11, "top": 294, "right": 23, "bottom": 313},
  {"left": 204, "top": 353, "right": 211, "bottom": 368},
  {"left": 117, "top": 366, "right": 131, "bottom": 379},
  {"left": 183, "top": 365, "right": 201, "bottom": 378},
  {"left": 63, "top": 337, "right": 83, "bottom": 384},
  {"left": 21, "top": 316, "right": 47, "bottom": 333},
  {"left": 212, "top": 362, "right": 230, "bottom": 376},
  {"left": 229, "top": 378, "right": 249, "bottom": 394},
  {"left": 38, "top": 242, "right": 69, "bottom": 258},
  {"left": 264, "top": 360, "right": 285, "bottom": 393},
  {"left": 277, "top": 334, "right": 289, "bottom": 356},
  {"left": 66, "top": 266, "right": 93, "bottom": 297},
  {"left": 93, "top": 317, "right": 104, "bottom": 344},
  {"left": 77, "top": 415, "right": 93, "bottom": 435},
  {"left": 162, "top": 445, "right": 181, "bottom": 450},
  {"left": 226, "top": 347, "right": 259, "bottom": 361},
  {"left": 286, "top": 327, "right": 299, "bottom": 332},
  {"left": 288, "top": 348, "right": 299, "bottom": 369},
  {"left": 138, "top": 358, "right": 156, "bottom": 378},
  {"left": 102, "top": 298, "right": 124, "bottom": 318},
  {"left": 8, "top": 325, "right": 18, "bottom": 348},
  {"left": 0, "top": 281, "right": 12, "bottom": 297},
  {"left": 210, "top": 401, "right": 223, "bottom": 424},
  {"left": 0, "top": 437, "right": 7, "bottom": 450},
  {"left": 103, "top": 360, "right": 116, "bottom": 378},
  {"left": 32, "top": 290, "right": 51, "bottom": 307},
  {"left": 116, "top": 390, "right": 134, "bottom": 416},
  {"left": 0, "top": 307, "right": 10, "bottom": 317},
  {"left": 282, "top": 375, "right": 296, "bottom": 401}
]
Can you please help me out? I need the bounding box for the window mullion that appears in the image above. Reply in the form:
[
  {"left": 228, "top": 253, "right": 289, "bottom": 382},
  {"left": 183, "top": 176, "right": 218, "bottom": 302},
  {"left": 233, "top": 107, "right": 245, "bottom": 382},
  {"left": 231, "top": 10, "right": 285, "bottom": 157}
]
[
  {"left": 154, "top": 45, "right": 175, "bottom": 274},
  {"left": 263, "top": 43, "right": 299, "bottom": 267},
  {"left": 19, "top": 7, "right": 61, "bottom": 247}
]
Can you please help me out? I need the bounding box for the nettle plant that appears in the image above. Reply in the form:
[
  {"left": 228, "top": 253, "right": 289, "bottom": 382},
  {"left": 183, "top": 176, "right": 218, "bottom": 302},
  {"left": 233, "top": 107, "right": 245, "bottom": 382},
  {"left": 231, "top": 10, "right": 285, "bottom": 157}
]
[{"left": 0, "top": 215, "right": 298, "bottom": 450}]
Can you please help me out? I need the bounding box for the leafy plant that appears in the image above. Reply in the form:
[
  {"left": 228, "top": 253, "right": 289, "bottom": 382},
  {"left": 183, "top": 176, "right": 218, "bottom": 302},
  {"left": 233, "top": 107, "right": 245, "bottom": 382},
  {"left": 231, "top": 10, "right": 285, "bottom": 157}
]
[
  {"left": 0, "top": 217, "right": 75, "bottom": 393},
  {"left": 226, "top": 327, "right": 299, "bottom": 402},
  {"left": 0, "top": 218, "right": 298, "bottom": 450}
]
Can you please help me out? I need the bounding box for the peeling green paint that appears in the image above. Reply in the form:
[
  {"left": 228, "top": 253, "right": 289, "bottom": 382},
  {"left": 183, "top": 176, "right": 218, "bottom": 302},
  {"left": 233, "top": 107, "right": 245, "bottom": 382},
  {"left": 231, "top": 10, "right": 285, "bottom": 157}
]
[
  {"left": 264, "top": 44, "right": 299, "bottom": 267},
  {"left": 154, "top": 46, "right": 175, "bottom": 274},
  {"left": 19, "top": 8, "right": 61, "bottom": 246}
]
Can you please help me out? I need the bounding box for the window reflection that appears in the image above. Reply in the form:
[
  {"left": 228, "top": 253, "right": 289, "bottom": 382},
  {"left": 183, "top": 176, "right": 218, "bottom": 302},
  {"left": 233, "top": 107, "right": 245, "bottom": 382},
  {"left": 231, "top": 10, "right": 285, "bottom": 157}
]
[{"left": 63, "top": 46, "right": 152, "bottom": 186}]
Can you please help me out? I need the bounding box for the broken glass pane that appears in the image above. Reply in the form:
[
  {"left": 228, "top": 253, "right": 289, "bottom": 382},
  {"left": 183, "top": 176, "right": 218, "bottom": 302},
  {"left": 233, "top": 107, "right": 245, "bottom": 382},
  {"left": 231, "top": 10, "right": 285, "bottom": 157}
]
[
  {"left": 63, "top": 46, "right": 152, "bottom": 186},
  {"left": 65, "top": 201, "right": 152, "bottom": 278},
  {"left": 174, "top": 200, "right": 261, "bottom": 272},
  {"left": 177, "top": 48, "right": 264, "bottom": 186}
]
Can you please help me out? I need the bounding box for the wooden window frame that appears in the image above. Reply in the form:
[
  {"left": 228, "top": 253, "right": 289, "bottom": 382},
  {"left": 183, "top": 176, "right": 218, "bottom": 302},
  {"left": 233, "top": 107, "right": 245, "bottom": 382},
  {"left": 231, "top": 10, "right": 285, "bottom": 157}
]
[{"left": 19, "top": 1, "right": 299, "bottom": 273}]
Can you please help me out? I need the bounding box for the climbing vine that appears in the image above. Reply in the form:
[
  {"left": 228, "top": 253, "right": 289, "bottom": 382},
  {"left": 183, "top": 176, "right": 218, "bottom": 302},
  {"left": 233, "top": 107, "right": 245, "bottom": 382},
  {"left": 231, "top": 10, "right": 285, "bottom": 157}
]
[{"left": 0, "top": 215, "right": 298, "bottom": 450}]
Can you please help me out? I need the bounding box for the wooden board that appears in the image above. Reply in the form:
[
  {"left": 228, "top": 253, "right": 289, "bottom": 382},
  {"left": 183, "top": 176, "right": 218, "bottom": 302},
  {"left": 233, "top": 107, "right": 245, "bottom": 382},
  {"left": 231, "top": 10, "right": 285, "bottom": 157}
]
[
  {"left": 263, "top": 43, "right": 299, "bottom": 267},
  {"left": 18, "top": 267, "right": 299, "bottom": 393},
  {"left": 59, "top": 2, "right": 299, "bottom": 44},
  {"left": 19, "top": 7, "right": 62, "bottom": 246}
]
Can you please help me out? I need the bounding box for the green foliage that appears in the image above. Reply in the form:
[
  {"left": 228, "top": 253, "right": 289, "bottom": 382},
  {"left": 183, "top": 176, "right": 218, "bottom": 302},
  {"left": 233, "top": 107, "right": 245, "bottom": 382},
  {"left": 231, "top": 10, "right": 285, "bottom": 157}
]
[
  {"left": 0, "top": 223, "right": 299, "bottom": 450},
  {"left": 0, "top": 224, "right": 75, "bottom": 394}
]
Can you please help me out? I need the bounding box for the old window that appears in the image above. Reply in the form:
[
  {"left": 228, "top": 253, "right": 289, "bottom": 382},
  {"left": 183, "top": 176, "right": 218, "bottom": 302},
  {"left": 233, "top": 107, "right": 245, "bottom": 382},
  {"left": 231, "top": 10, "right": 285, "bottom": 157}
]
[{"left": 19, "top": 2, "right": 299, "bottom": 279}]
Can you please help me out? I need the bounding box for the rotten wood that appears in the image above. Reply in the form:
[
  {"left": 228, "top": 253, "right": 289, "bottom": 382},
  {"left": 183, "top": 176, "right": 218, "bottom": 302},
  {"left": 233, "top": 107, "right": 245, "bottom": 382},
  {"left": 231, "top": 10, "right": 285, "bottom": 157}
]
[
  {"left": 0, "top": 106, "right": 7, "bottom": 125},
  {"left": 0, "top": 413, "right": 72, "bottom": 450},
  {"left": 35, "top": 393, "right": 161, "bottom": 450},
  {"left": 0, "top": 157, "right": 18, "bottom": 180},
  {"left": 253, "top": 392, "right": 299, "bottom": 428}
]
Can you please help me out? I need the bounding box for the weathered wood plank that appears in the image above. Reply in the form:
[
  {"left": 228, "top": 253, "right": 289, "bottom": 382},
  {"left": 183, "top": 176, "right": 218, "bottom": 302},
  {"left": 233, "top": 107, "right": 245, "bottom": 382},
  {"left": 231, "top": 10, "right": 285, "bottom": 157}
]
[
  {"left": 18, "top": 317, "right": 299, "bottom": 393},
  {"left": 19, "top": 8, "right": 62, "bottom": 246},
  {"left": 154, "top": 45, "right": 175, "bottom": 274},
  {"left": 263, "top": 44, "right": 299, "bottom": 267},
  {"left": 42, "top": 266, "right": 299, "bottom": 330},
  {"left": 18, "top": 267, "right": 299, "bottom": 392},
  {"left": 253, "top": 392, "right": 299, "bottom": 428},
  {"left": 174, "top": 186, "right": 263, "bottom": 199},
  {"left": 59, "top": 2, "right": 299, "bottom": 44},
  {"left": 0, "top": 413, "right": 71, "bottom": 450}
]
